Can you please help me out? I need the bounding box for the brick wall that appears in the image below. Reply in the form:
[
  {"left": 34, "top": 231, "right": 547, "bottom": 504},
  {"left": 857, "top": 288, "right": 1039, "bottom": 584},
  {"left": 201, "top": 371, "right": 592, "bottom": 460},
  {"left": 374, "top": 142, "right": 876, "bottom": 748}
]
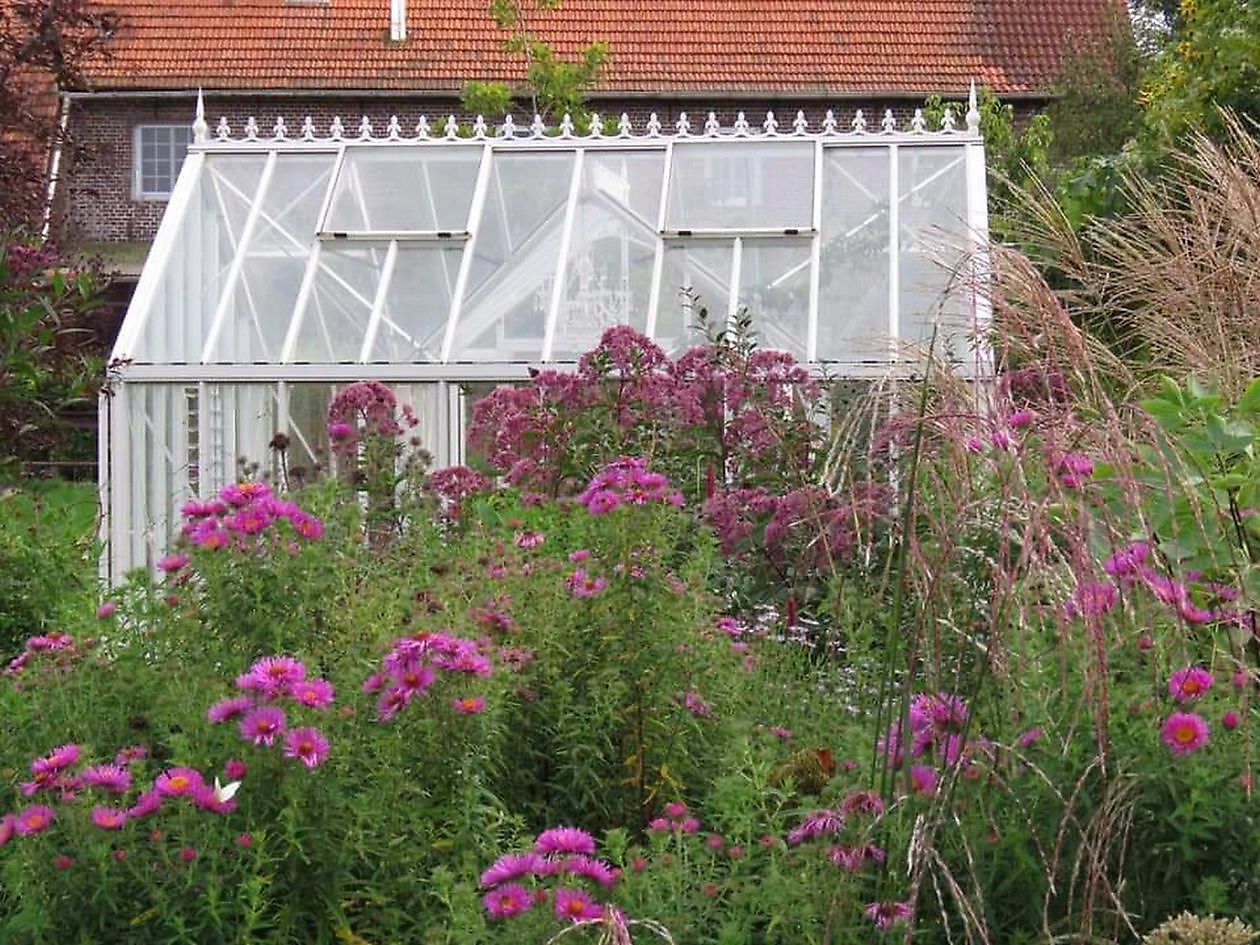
[{"left": 63, "top": 93, "right": 1004, "bottom": 244}]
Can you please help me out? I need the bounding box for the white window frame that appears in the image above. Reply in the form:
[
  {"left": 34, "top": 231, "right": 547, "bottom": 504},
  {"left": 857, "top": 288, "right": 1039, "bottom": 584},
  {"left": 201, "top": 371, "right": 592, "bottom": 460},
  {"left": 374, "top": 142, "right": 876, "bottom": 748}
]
[{"left": 133, "top": 124, "right": 193, "bottom": 201}]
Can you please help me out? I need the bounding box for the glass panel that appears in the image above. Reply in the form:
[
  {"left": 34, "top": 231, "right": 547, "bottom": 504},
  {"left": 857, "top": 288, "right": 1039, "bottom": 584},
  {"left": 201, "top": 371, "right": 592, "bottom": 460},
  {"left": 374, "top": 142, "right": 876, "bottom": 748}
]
[
  {"left": 737, "top": 239, "right": 810, "bottom": 358},
  {"left": 325, "top": 147, "right": 483, "bottom": 233},
  {"left": 370, "top": 244, "right": 462, "bottom": 362},
  {"left": 291, "top": 244, "right": 387, "bottom": 362},
  {"left": 209, "top": 154, "right": 336, "bottom": 362},
  {"left": 818, "top": 147, "right": 891, "bottom": 361},
  {"left": 452, "top": 151, "right": 574, "bottom": 361},
  {"left": 654, "top": 241, "right": 732, "bottom": 354},
  {"left": 898, "top": 146, "right": 969, "bottom": 357},
  {"left": 666, "top": 142, "right": 813, "bottom": 230},
  {"left": 551, "top": 150, "right": 664, "bottom": 360},
  {"left": 283, "top": 383, "right": 336, "bottom": 477}
]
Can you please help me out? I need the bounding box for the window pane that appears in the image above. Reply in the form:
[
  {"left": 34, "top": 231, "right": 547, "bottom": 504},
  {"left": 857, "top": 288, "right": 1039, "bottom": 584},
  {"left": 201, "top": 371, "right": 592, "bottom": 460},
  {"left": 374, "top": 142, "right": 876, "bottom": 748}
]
[
  {"left": 737, "top": 239, "right": 810, "bottom": 358},
  {"left": 325, "top": 147, "right": 483, "bottom": 233},
  {"left": 654, "top": 241, "right": 732, "bottom": 353},
  {"left": 370, "top": 244, "right": 462, "bottom": 362},
  {"left": 666, "top": 142, "right": 813, "bottom": 230}
]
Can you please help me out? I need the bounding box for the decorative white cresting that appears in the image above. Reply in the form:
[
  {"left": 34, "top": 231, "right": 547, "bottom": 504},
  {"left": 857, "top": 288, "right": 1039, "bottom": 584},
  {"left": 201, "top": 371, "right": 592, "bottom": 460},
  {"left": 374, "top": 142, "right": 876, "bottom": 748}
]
[
  {"left": 703, "top": 111, "right": 720, "bottom": 137},
  {"left": 966, "top": 80, "right": 981, "bottom": 135},
  {"left": 272, "top": 116, "right": 288, "bottom": 140},
  {"left": 645, "top": 112, "right": 662, "bottom": 136},
  {"left": 559, "top": 113, "right": 575, "bottom": 137},
  {"left": 416, "top": 115, "right": 431, "bottom": 138},
  {"left": 472, "top": 115, "right": 489, "bottom": 139},
  {"left": 822, "top": 110, "right": 838, "bottom": 134},
  {"left": 215, "top": 116, "right": 231, "bottom": 140},
  {"left": 390, "top": 0, "right": 407, "bottom": 42},
  {"left": 444, "top": 115, "right": 458, "bottom": 139},
  {"left": 357, "top": 116, "right": 373, "bottom": 139},
  {"left": 792, "top": 110, "right": 808, "bottom": 135},
  {"left": 880, "top": 109, "right": 896, "bottom": 133},
  {"left": 675, "top": 112, "right": 691, "bottom": 136},
  {"left": 301, "top": 116, "right": 316, "bottom": 141},
  {"left": 617, "top": 113, "right": 632, "bottom": 137},
  {"left": 500, "top": 114, "right": 516, "bottom": 138},
  {"left": 850, "top": 109, "right": 866, "bottom": 134},
  {"left": 588, "top": 113, "right": 603, "bottom": 138},
  {"left": 243, "top": 116, "right": 260, "bottom": 141},
  {"left": 941, "top": 107, "right": 956, "bottom": 133},
  {"left": 762, "top": 111, "right": 778, "bottom": 135},
  {"left": 192, "top": 89, "right": 208, "bottom": 143},
  {"left": 733, "top": 111, "right": 751, "bottom": 135},
  {"left": 329, "top": 116, "right": 344, "bottom": 140},
  {"left": 530, "top": 114, "right": 546, "bottom": 138},
  {"left": 910, "top": 109, "right": 926, "bottom": 134},
  {"left": 386, "top": 115, "right": 402, "bottom": 140}
]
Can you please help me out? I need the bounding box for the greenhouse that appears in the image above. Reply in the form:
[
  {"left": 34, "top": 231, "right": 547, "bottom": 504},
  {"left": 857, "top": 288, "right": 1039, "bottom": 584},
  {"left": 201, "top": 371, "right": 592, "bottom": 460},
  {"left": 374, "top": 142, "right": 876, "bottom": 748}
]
[{"left": 101, "top": 94, "right": 989, "bottom": 580}]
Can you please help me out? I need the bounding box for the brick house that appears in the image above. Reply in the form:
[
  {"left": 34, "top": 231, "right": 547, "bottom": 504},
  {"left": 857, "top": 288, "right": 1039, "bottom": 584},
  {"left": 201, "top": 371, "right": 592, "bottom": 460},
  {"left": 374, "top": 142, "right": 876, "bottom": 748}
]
[{"left": 55, "top": 0, "right": 1121, "bottom": 254}]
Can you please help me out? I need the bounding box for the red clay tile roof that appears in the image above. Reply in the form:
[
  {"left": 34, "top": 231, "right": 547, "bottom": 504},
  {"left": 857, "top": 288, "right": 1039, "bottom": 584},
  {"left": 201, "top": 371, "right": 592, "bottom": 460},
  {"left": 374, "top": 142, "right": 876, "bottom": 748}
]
[{"left": 77, "top": 0, "right": 1124, "bottom": 97}]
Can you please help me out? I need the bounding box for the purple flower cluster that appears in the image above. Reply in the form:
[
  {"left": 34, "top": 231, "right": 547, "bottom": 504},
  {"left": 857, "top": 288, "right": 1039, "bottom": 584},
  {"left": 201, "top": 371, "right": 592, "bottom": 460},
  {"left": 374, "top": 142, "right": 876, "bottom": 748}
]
[
  {"left": 787, "top": 790, "right": 889, "bottom": 883},
  {"left": 877, "top": 693, "right": 976, "bottom": 793},
  {"left": 206, "top": 655, "right": 333, "bottom": 768},
  {"left": 179, "top": 482, "right": 325, "bottom": 552},
  {"left": 325, "top": 381, "right": 403, "bottom": 457},
  {"left": 1160, "top": 665, "right": 1228, "bottom": 757},
  {"left": 363, "top": 631, "right": 494, "bottom": 722},
  {"left": 647, "top": 800, "right": 701, "bottom": 835},
  {"left": 480, "top": 826, "right": 617, "bottom": 923},
  {"left": 427, "top": 465, "right": 492, "bottom": 517},
  {"left": 577, "top": 458, "right": 684, "bottom": 516},
  {"left": 4, "top": 630, "right": 84, "bottom": 678}
]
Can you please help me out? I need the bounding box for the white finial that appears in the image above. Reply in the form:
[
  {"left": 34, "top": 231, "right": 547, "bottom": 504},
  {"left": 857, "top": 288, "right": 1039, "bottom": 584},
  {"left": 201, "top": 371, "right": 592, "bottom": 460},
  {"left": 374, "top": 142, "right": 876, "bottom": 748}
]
[
  {"left": 792, "top": 110, "right": 808, "bottom": 135},
  {"left": 588, "top": 113, "right": 603, "bottom": 137},
  {"left": 500, "top": 114, "right": 516, "bottom": 137},
  {"left": 617, "top": 112, "right": 632, "bottom": 137},
  {"left": 272, "top": 116, "right": 288, "bottom": 140},
  {"left": 244, "top": 116, "right": 259, "bottom": 140},
  {"left": 357, "top": 116, "right": 373, "bottom": 139},
  {"left": 416, "top": 115, "right": 431, "bottom": 138},
  {"left": 941, "top": 107, "right": 956, "bottom": 133},
  {"left": 675, "top": 112, "right": 691, "bottom": 136},
  {"left": 822, "top": 110, "right": 838, "bottom": 134},
  {"left": 966, "top": 80, "right": 981, "bottom": 135},
  {"left": 911, "top": 108, "right": 926, "bottom": 133},
  {"left": 733, "top": 111, "right": 751, "bottom": 135},
  {"left": 559, "top": 113, "right": 575, "bottom": 137},
  {"left": 444, "top": 115, "right": 458, "bottom": 139},
  {"left": 880, "top": 109, "right": 896, "bottom": 133},
  {"left": 530, "top": 113, "right": 546, "bottom": 138},
  {"left": 329, "top": 116, "right": 344, "bottom": 140},
  {"left": 850, "top": 109, "right": 866, "bottom": 134},
  {"left": 762, "top": 110, "right": 778, "bottom": 135},
  {"left": 301, "top": 116, "right": 316, "bottom": 141},
  {"left": 215, "top": 116, "right": 231, "bottom": 140},
  {"left": 472, "top": 115, "right": 488, "bottom": 138},
  {"left": 646, "top": 112, "right": 662, "bottom": 136},
  {"left": 192, "top": 89, "right": 208, "bottom": 143},
  {"left": 704, "top": 111, "right": 720, "bottom": 136},
  {"left": 386, "top": 115, "right": 402, "bottom": 139}
]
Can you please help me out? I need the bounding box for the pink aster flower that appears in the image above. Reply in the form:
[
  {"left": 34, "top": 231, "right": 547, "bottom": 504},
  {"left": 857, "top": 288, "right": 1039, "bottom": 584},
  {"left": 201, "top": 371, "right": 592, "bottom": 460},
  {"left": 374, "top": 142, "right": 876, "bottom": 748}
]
[
  {"left": 1223, "top": 711, "right": 1241, "bottom": 730},
  {"left": 515, "top": 531, "right": 545, "bottom": 549},
  {"left": 909, "top": 765, "right": 938, "bottom": 796},
  {"left": 207, "top": 695, "right": 255, "bottom": 723},
  {"left": 155, "top": 767, "right": 205, "bottom": 798},
  {"left": 535, "top": 826, "right": 597, "bottom": 856},
  {"left": 553, "top": 887, "right": 603, "bottom": 923},
  {"left": 157, "top": 553, "right": 189, "bottom": 573},
  {"left": 558, "top": 854, "right": 618, "bottom": 888},
  {"left": 91, "top": 806, "right": 127, "bottom": 830},
  {"left": 483, "top": 883, "right": 533, "bottom": 919},
  {"left": 224, "top": 758, "right": 248, "bottom": 780},
  {"left": 239, "top": 706, "right": 287, "bottom": 746},
  {"left": 840, "top": 790, "right": 886, "bottom": 818},
  {"left": 453, "top": 695, "right": 487, "bottom": 715},
  {"left": 481, "top": 852, "right": 546, "bottom": 888},
  {"left": 114, "top": 745, "right": 148, "bottom": 766},
  {"left": 865, "top": 900, "right": 913, "bottom": 931},
  {"left": 1007, "top": 409, "right": 1035, "bottom": 428},
  {"left": 1162, "top": 712, "right": 1210, "bottom": 755},
  {"left": 15, "top": 805, "right": 55, "bottom": 836},
  {"left": 0, "top": 814, "right": 14, "bottom": 847},
  {"left": 239, "top": 655, "right": 307, "bottom": 698},
  {"left": 283, "top": 727, "right": 330, "bottom": 768},
  {"left": 787, "top": 809, "right": 844, "bottom": 845},
  {"left": 82, "top": 764, "right": 132, "bottom": 794},
  {"left": 34, "top": 744, "right": 81, "bottom": 775},
  {"left": 290, "top": 678, "right": 335, "bottom": 709},
  {"left": 566, "top": 570, "right": 607, "bottom": 598},
  {"left": 127, "top": 789, "right": 163, "bottom": 819},
  {"left": 96, "top": 601, "right": 117, "bottom": 619},
  {"left": 1168, "top": 667, "right": 1214, "bottom": 703}
]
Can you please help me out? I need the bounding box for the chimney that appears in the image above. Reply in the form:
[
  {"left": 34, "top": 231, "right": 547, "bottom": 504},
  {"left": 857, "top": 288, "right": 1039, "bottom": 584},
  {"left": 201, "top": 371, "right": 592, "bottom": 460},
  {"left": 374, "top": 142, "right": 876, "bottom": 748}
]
[{"left": 390, "top": 0, "right": 406, "bottom": 41}]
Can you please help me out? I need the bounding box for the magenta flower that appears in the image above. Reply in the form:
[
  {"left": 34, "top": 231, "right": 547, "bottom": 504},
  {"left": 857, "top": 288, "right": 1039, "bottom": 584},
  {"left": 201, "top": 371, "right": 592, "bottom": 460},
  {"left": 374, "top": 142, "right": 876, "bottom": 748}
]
[
  {"left": 566, "top": 570, "right": 607, "bottom": 598},
  {"left": 14, "top": 805, "right": 55, "bottom": 836},
  {"left": 1162, "top": 712, "right": 1210, "bottom": 755},
  {"left": 91, "top": 806, "right": 127, "bottom": 830},
  {"left": 909, "top": 765, "right": 938, "bottom": 796},
  {"left": 127, "top": 790, "right": 163, "bottom": 819},
  {"left": 96, "top": 601, "right": 117, "bottom": 619},
  {"left": 1055, "top": 452, "right": 1094, "bottom": 487},
  {"left": 283, "top": 727, "right": 330, "bottom": 768},
  {"left": 82, "top": 764, "right": 132, "bottom": 794},
  {"left": 787, "top": 809, "right": 844, "bottom": 845},
  {"left": 289, "top": 512, "right": 325, "bottom": 540},
  {"left": 865, "top": 901, "right": 913, "bottom": 931},
  {"left": 155, "top": 767, "right": 204, "bottom": 798},
  {"left": 1007, "top": 409, "right": 1035, "bottom": 428},
  {"left": 483, "top": 883, "right": 533, "bottom": 919},
  {"left": 1065, "top": 582, "right": 1118, "bottom": 619},
  {"left": 515, "top": 530, "right": 545, "bottom": 549},
  {"left": 554, "top": 887, "right": 603, "bottom": 922},
  {"left": 114, "top": 745, "right": 148, "bottom": 766},
  {"left": 224, "top": 757, "right": 248, "bottom": 780},
  {"left": 0, "top": 814, "right": 14, "bottom": 847},
  {"left": 219, "top": 481, "right": 272, "bottom": 506},
  {"left": 290, "top": 678, "right": 335, "bottom": 709},
  {"left": 840, "top": 789, "right": 886, "bottom": 818},
  {"left": 239, "top": 655, "right": 307, "bottom": 698},
  {"left": 557, "top": 854, "right": 618, "bottom": 888},
  {"left": 535, "top": 826, "right": 597, "bottom": 856},
  {"left": 327, "top": 421, "right": 354, "bottom": 441},
  {"left": 452, "top": 696, "right": 487, "bottom": 715},
  {"left": 481, "top": 852, "right": 546, "bottom": 888},
  {"left": 239, "top": 706, "right": 287, "bottom": 746},
  {"left": 33, "top": 744, "right": 81, "bottom": 775},
  {"left": 1224, "top": 711, "right": 1241, "bottom": 730},
  {"left": 157, "top": 553, "right": 189, "bottom": 573},
  {"left": 1168, "top": 667, "right": 1214, "bottom": 703},
  {"left": 207, "top": 695, "right": 255, "bottom": 723}
]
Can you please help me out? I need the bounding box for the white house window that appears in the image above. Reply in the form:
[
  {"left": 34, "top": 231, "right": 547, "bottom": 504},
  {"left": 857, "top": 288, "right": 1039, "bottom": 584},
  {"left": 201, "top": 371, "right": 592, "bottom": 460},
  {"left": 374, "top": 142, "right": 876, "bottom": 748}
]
[{"left": 134, "top": 125, "right": 192, "bottom": 199}]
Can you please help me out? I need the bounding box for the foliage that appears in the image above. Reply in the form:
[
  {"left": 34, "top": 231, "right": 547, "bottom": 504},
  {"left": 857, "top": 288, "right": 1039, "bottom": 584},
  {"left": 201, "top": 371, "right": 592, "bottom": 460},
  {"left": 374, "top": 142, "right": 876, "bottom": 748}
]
[{"left": 460, "top": 0, "right": 609, "bottom": 123}]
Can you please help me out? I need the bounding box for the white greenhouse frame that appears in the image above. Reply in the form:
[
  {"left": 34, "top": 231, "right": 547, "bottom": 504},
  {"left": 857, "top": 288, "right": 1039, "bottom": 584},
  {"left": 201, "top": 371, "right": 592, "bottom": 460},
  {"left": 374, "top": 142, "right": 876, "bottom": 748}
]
[{"left": 101, "top": 92, "right": 990, "bottom": 581}]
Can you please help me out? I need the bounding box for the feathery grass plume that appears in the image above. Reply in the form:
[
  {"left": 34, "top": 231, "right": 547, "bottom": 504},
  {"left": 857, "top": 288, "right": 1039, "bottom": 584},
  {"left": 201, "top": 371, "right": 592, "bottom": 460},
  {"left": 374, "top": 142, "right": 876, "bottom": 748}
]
[{"left": 1143, "top": 912, "right": 1259, "bottom": 945}]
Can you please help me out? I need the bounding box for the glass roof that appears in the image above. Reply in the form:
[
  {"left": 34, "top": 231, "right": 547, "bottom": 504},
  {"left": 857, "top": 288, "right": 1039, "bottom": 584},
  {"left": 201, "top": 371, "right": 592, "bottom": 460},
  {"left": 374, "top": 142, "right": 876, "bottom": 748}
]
[{"left": 117, "top": 112, "right": 987, "bottom": 370}]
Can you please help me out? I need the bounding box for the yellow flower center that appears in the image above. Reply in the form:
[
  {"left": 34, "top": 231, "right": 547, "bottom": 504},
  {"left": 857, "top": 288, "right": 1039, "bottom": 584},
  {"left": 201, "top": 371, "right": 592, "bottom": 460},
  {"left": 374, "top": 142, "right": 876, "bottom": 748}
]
[
  {"left": 26, "top": 814, "right": 45, "bottom": 829},
  {"left": 1175, "top": 726, "right": 1197, "bottom": 744}
]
